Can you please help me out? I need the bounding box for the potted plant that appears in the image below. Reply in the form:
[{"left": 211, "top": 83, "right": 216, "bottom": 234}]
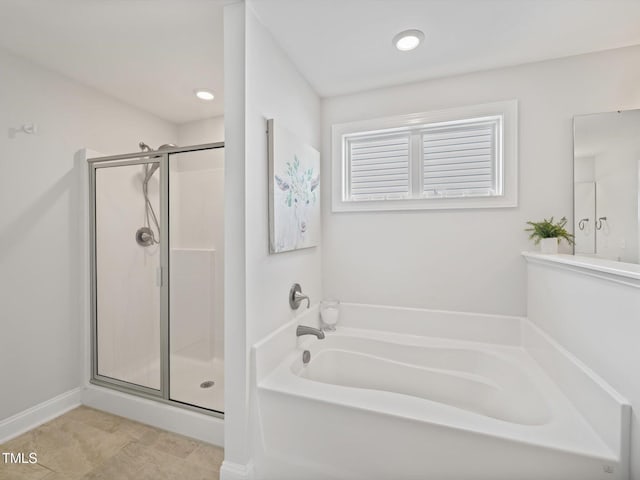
[{"left": 525, "top": 216, "right": 575, "bottom": 254}]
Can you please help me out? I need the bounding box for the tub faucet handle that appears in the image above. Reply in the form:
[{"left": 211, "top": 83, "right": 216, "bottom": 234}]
[{"left": 289, "top": 283, "right": 310, "bottom": 310}]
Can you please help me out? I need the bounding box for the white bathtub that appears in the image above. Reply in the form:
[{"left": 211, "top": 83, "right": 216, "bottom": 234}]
[
  {"left": 253, "top": 304, "right": 630, "bottom": 480},
  {"left": 294, "top": 335, "right": 551, "bottom": 426}
]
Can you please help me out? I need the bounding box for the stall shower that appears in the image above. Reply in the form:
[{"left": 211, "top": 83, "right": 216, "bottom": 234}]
[{"left": 88, "top": 141, "right": 224, "bottom": 415}]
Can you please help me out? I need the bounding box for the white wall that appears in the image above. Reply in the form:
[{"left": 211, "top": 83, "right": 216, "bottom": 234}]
[
  {"left": 526, "top": 259, "right": 640, "bottom": 479},
  {"left": 222, "top": 2, "right": 249, "bottom": 472},
  {"left": 178, "top": 116, "right": 224, "bottom": 147},
  {"left": 0, "top": 47, "right": 177, "bottom": 421},
  {"left": 244, "top": 7, "right": 322, "bottom": 346},
  {"left": 322, "top": 45, "right": 640, "bottom": 317},
  {"left": 221, "top": 3, "right": 322, "bottom": 475}
]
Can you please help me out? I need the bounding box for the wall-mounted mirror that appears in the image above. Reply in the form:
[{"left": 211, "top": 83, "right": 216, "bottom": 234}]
[{"left": 573, "top": 109, "right": 640, "bottom": 264}]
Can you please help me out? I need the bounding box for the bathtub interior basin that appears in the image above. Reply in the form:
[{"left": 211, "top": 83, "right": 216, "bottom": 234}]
[{"left": 296, "top": 340, "right": 552, "bottom": 425}]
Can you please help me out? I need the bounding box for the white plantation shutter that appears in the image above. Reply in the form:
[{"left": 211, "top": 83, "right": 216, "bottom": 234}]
[
  {"left": 347, "top": 133, "right": 410, "bottom": 200},
  {"left": 335, "top": 101, "right": 516, "bottom": 211},
  {"left": 422, "top": 118, "right": 500, "bottom": 198}
]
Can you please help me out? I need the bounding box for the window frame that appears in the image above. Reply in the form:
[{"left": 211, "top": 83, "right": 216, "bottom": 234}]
[{"left": 331, "top": 100, "right": 518, "bottom": 212}]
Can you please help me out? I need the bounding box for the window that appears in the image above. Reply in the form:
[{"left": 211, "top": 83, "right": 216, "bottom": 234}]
[{"left": 332, "top": 100, "right": 517, "bottom": 212}]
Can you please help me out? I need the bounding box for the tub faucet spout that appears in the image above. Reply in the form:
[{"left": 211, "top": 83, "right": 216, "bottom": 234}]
[{"left": 296, "top": 325, "right": 325, "bottom": 340}]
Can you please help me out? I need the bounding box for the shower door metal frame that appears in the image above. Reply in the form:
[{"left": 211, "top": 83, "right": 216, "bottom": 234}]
[{"left": 88, "top": 142, "right": 225, "bottom": 418}]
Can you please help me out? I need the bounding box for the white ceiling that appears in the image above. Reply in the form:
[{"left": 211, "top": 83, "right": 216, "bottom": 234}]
[
  {"left": 0, "top": 0, "right": 225, "bottom": 124},
  {"left": 251, "top": 0, "right": 640, "bottom": 98},
  {"left": 1, "top": 1, "right": 640, "bottom": 124}
]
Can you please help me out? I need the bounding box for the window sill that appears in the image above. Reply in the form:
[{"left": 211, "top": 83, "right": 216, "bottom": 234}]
[{"left": 333, "top": 195, "right": 517, "bottom": 212}]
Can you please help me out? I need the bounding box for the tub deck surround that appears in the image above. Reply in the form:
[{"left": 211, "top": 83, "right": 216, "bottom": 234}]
[
  {"left": 522, "top": 252, "right": 640, "bottom": 287},
  {"left": 524, "top": 252, "right": 639, "bottom": 478},
  {"left": 251, "top": 304, "right": 630, "bottom": 480}
]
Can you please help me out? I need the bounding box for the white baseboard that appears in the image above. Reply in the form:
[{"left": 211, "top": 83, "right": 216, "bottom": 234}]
[
  {"left": 1, "top": 385, "right": 225, "bottom": 449},
  {"left": 0, "top": 387, "right": 83, "bottom": 444},
  {"left": 82, "top": 385, "right": 224, "bottom": 446},
  {"left": 220, "top": 460, "right": 254, "bottom": 480}
]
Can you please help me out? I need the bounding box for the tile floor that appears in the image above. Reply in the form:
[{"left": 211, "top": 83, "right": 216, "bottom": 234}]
[{"left": 0, "top": 406, "right": 223, "bottom": 480}]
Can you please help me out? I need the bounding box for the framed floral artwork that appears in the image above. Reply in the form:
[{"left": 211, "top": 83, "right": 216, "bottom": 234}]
[{"left": 267, "top": 119, "right": 321, "bottom": 253}]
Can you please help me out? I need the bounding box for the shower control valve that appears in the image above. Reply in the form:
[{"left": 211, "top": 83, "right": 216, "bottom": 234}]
[{"left": 289, "top": 283, "right": 310, "bottom": 310}]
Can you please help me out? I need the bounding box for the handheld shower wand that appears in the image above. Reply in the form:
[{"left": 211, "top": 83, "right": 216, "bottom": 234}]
[
  {"left": 136, "top": 141, "right": 164, "bottom": 247},
  {"left": 135, "top": 142, "right": 178, "bottom": 247},
  {"left": 139, "top": 141, "right": 153, "bottom": 152}
]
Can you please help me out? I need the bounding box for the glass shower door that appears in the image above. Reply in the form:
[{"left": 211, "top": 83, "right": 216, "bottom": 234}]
[
  {"left": 93, "top": 159, "right": 163, "bottom": 391},
  {"left": 168, "top": 149, "right": 224, "bottom": 412}
]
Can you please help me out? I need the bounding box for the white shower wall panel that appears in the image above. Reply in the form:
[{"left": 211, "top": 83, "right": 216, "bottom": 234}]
[
  {"left": 170, "top": 167, "right": 224, "bottom": 360},
  {"left": 172, "top": 168, "right": 223, "bottom": 249},
  {"left": 170, "top": 248, "right": 216, "bottom": 358}
]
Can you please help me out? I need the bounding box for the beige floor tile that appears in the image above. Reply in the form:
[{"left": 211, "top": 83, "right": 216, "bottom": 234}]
[
  {"left": 150, "top": 431, "right": 200, "bottom": 459},
  {"left": 24, "top": 420, "right": 128, "bottom": 477},
  {"left": 109, "top": 442, "right": 163, "bottom": 466},
  {"left": 2, "top": 408, "right": 220, "bottom": 480},
  {"left": 0, "top": 435, "right": 30, "bottom": 455},
  {"left": 42, "top": 471, "right": 83, "bottom": 480},
  {"left": 112, "top": 419, "right": 161, "bottom": 446},
  {"left": 185, "top": 443, "right": 224, "bottom": 471},
  {"left": 136, "top": 459, "right": 218, "bottom": 480},
  {"left": 81, "top": 442, "right": 146, "bottom": 480},
  {"left": 118, "top": 441, "right": 219, "bottom": 478},
  {"left": 61, "top": 407, "right": 122, "bottom": 434},
  {"left": 0, "top": 462, "right": 52, "bottom": 480}
]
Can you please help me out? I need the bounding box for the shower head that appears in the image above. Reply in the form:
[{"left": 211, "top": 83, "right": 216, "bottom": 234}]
[
  {"left": 157, "top": 143, "right": 177, "bottom": 151},
  {"left": 139, "top": 142, "right": 177, "bottom": 153}
]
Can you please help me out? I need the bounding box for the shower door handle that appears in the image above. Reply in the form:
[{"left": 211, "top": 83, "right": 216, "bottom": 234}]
[{"left": 156, "top": 267, "right": 164, "bottom": 287}]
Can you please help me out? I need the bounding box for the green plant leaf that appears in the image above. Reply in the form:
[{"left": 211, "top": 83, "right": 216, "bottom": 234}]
[{"left": 524, "top": 216, "right": 575, "bottom": 246}]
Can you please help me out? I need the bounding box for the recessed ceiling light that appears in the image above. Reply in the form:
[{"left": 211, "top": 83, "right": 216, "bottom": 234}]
[
  {"left": 393, "top": 29, "right": 425, "bottom": 51},
  {"left": 194, "top": 89, "right": 215, "bottom": 101}
]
